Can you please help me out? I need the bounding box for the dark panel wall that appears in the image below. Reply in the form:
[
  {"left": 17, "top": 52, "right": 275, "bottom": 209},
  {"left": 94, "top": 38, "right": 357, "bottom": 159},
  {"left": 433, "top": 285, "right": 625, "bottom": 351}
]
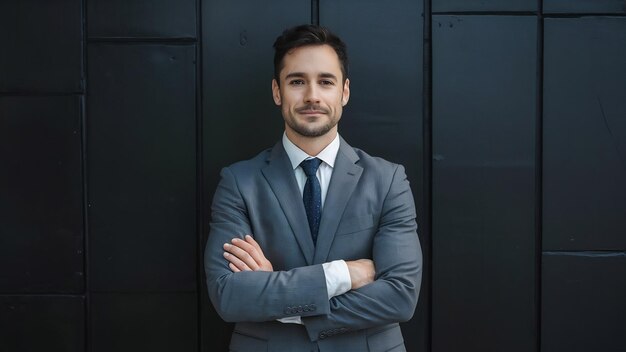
[
  {"left": 544, "top": 0, "right": 625, "bottom": 14},
  {"left": 87, "top": 43, "right": 197, "bottom": 351},
  {"left": 2, "top": 0, "right": 626, "bottom": 351},
  {"left": 0, "top": 0, "right": 83, "bottom": 92},
  {"left": 90, "top": 292, "right": 197, "bottom": 352},
  {"left": 319, "top": 0, "right": 424, "bottom": 201},
  {"left": 88, "top": 0, "right": 196, "bottom": 38},
  {"left": 542, "top": 16, "right": 626, "bottom": 352},
  {"left": 319, "top": 1, "right": 426, "bottom": 351},
  {"left": 202, "top": 0, "right": 309, "bottom": 185},
  {"left": 1, "top": 1, "right": 85, "bottom": 350},
  {"left": 0, "top": 295, "right": 85, "bottom": 352},
  {"left": 433, "top": 0, "right": 536, "bottom": 12},
  {"left": 88, "top": 44, "right": 197, "bottom": 292},
  {"left": 542, "top": 252, "right": 626, "bottom": 352},
  {"left": 86, "top": 0, "right": 199, "bottom": 350},
  {"left": 432, "top": 15, "right": 537, "bottom": 352},
  {"left": 0, "top": 97, "right": 83, "bottom": 293},
  {"left": 201, "top": 1, "right": 311, "bottom": 350},
  {"left": 543, "top": 17, "right": 626, "bottom": 251}
]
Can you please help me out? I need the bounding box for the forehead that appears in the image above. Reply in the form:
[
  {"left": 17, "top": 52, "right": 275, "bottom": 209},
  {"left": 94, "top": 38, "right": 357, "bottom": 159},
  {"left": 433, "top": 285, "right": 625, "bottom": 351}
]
[{"left": 280, "top": 44, "right": 342, "bottom": 78}]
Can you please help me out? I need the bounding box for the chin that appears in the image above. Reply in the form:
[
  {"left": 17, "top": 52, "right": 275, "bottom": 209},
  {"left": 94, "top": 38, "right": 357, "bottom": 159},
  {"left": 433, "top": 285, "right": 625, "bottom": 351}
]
[{"left": 298, "top": 125, "right": 335, "bottom": 138}]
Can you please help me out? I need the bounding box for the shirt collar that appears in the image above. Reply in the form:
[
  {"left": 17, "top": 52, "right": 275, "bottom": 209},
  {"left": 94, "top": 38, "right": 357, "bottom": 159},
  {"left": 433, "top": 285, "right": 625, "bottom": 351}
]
[{"left": 282, "top": 132, "right": 340, "bottom": 170}]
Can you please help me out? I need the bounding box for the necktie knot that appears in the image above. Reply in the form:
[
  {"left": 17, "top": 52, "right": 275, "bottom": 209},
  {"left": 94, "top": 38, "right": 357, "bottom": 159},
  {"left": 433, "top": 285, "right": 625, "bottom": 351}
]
[{"left": 300, "top": 158, "right": 322, "bottom": 177}]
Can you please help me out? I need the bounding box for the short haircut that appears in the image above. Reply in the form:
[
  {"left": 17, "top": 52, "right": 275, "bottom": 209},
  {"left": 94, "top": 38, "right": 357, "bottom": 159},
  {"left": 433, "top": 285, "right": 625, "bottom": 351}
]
[{"left": 273, "top": 24, "right": 348, "bottom": 84}]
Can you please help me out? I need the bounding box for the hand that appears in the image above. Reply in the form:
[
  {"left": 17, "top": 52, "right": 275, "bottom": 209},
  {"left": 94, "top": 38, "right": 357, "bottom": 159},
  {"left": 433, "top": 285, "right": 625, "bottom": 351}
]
[
  {"left": 346, "top": 259, "right": 375, "bottom": 290},
  {"left": 223, "top": 235, "right": 274, "bottom": 272}
]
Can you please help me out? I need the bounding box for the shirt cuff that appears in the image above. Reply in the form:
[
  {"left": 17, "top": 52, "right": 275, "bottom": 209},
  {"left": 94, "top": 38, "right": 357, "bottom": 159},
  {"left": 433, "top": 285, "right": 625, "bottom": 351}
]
[
  {"left": 322, "top": 260, "right": 351, "bottom": 300},
  {"left": 277, "top": 316, "right": 303, "bottom": 324}
]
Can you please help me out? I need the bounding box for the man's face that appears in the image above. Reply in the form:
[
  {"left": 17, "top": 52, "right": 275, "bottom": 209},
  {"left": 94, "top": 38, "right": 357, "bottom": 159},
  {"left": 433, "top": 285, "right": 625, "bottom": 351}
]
[{"left": 272, "top": 44, "right": 350, "bottom": 139}]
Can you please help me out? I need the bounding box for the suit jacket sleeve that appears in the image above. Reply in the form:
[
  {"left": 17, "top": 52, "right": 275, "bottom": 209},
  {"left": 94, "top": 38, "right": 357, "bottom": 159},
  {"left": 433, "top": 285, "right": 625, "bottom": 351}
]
[
  {"left": 204, "top": 167, "right": 331, "bottom": 322},
  {"left": 302, "top": 164, "right": 423, "bottom": 341}
]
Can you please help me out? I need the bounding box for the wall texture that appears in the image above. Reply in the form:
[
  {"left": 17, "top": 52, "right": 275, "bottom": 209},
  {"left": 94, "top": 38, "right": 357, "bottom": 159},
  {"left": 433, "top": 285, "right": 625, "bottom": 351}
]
[{"left": 1, "top": 0, "right": 624, "bottom": 351}]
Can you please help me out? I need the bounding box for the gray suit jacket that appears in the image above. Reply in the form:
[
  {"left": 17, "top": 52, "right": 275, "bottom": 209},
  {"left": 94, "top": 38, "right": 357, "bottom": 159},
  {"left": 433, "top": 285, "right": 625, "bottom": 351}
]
[{"left": 204, "top": 137, "right": 422, "bottom": 352}]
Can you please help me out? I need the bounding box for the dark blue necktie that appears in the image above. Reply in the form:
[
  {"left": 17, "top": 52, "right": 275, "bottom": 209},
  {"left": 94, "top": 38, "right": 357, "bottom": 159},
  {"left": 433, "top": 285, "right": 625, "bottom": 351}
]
[{"left": 300, "top": 158, "right": 323, "bottom": 244}]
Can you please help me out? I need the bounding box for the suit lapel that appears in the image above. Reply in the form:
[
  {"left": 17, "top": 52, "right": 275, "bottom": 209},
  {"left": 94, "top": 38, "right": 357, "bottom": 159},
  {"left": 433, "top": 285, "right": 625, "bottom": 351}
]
[
  {"left": 313, "top": 138, "right": 362, "bottom": 264},
  {"left": 261, "top": 141, "right": 315, "bottom": 265}
]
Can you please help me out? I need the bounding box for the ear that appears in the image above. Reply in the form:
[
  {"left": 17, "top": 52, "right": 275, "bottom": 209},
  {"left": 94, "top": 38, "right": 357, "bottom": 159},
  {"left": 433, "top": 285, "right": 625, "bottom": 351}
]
[
  {"left": 272, "top": 79, "right": 281, "bottom": 106},
  {"left": 342, "top": 78, "right": 350, "bottom": 106}
]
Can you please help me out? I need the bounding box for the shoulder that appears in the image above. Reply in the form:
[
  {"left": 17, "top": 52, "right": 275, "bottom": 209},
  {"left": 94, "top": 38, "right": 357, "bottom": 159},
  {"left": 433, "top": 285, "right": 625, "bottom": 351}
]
[
  {"left": 344, "top": 144, "right": 404, "bottom": 177},
  {"left": 223, "top": 147, "right": 272, "bottom": 175}
]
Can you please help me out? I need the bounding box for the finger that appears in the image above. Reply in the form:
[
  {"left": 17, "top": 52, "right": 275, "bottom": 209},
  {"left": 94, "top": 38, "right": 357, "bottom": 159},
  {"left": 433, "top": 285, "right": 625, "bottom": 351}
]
[
  {"left": 224, "top": 243, "right": 257, "bottom": 270},
  {"left": 224, "top": 243, "right": 259, "bottom": 270},
  {"left": 244, "top": 235, "right": 270, "bottom": 265},
  {"left": 229, "top": 262, "right": 241, "bottom": 273},
  {"left": 224, "top": 251, "right": 251, "bottom": 271},
  {"left": 245, "top": 235, "right": 264, "bottom": 254},
  {"left": 223, "top": 251, "right": 252, "bottom": 271},
  {"left": 231, "top": 238, "right": 266, "bottom": 266},
  {"left": 242, "top": 236, "right": 274, "bottom": 271},
  {"left": 231, "top": 237, "right": 257, "bottom": 253}
]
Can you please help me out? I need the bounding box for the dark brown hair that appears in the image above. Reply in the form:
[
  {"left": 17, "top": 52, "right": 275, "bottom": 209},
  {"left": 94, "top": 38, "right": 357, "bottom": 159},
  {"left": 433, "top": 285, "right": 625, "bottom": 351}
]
[{"left": 273, "top": 24, "right": 348, "bottom": 84}]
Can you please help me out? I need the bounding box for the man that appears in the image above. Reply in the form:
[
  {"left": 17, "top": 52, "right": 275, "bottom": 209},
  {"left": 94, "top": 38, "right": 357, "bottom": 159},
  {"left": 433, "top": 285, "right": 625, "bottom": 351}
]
[{"left": 205, "top": 24, "right": 422, "bottom": 352}]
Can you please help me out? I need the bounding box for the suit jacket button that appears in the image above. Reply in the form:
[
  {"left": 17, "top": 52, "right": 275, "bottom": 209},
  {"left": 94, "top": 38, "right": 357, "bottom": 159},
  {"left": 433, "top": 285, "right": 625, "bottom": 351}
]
[
  {"left": 319, "top": 332, "right": 327, "bottom": 339},
  {"left": 297, "top": 306, "right": 303, "bottom": 313},
  {"left": 310, "top": 304, "right": 316, "bottom": 311}
]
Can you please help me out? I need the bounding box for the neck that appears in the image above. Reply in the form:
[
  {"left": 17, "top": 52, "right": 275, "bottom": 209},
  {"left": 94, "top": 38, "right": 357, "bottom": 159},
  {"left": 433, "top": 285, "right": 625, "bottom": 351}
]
[{"left": 285, "top": 128, "right": 337, "bottom": 156}]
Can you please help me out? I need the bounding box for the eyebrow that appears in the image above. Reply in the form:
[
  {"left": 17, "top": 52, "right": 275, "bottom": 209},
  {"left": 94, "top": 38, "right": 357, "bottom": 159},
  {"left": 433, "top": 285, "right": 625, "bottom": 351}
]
[
  {"left": 284, "top": 72, "right": 338, "bottom": 81},
  {"left": 319, "top": 72, "right": 338, "bottom": 80}
]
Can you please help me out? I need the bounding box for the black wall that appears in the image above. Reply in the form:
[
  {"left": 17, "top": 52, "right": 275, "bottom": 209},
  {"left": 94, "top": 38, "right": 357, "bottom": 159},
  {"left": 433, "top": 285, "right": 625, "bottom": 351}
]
[{"left": 1, "top": 1, "right": 625, "bottom": 351}]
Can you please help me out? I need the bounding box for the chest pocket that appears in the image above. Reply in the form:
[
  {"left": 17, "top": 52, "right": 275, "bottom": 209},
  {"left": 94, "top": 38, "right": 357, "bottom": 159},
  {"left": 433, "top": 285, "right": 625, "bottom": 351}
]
[
  {"left": 336, "top": 214, "right": 376, "bottom": 236},
  {"left": 329, "top": 214, "right": 377, "bottom": 260}
]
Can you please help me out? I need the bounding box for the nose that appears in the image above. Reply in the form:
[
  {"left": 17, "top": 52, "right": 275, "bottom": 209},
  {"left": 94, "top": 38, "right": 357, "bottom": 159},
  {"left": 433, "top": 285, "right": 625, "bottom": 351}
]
[{"left": 304, "top": 84, "right": 320, "bottom": 104}]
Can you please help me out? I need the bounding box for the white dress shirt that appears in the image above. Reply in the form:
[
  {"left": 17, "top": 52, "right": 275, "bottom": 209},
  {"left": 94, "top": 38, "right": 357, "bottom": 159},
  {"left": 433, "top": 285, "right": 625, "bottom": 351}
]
[{"left": 277, "top": 132, "right": 352, "bottom": 324}]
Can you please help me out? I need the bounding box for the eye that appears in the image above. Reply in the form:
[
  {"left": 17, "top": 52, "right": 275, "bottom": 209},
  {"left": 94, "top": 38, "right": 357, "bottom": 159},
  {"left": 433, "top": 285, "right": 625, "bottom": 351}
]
[
  {"left": 319, "top": 80, "right": 335, "bottom": 86},
  {"left": 289, "top": 79, "right": 305, "bottom": 85}
]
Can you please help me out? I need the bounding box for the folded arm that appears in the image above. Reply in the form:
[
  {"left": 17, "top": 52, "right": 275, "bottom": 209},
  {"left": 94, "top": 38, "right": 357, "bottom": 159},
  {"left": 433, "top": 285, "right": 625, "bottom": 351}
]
[
  {"left": 301, "top": 164, "right": 422, "bottom": 340},
  {"left": 205, "top": 164, "right": 422, "bottom": 340},
  {"left": 223, "top": 235, "right": 375, "bottom": 292},
  {"left": 205, "top": 167, "right": 331, "bottom": 322},
  {"left": 223, "top": 235, "right": 374, "bottom": 325}
]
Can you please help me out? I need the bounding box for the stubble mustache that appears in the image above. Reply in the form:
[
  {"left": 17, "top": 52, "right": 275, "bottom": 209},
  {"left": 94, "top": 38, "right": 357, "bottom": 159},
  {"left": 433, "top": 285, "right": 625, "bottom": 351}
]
[{"left": 296, "top": 105, "right": 329, "bottom": 114}]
